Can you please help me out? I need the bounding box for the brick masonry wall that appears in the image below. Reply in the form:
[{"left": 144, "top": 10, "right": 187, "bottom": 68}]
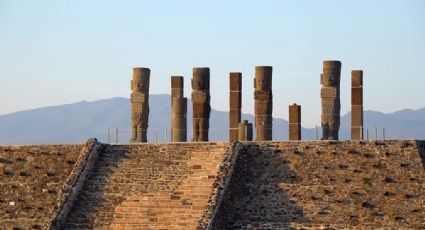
[
  {"left": 212, "top": 140, "right": 425, "bottom": 229},
  {"left": 63, "top": 142, "right": 233, "bottom": 229},
  {"left": 0, "top": 144, "right": 85, "bottom": 229}
]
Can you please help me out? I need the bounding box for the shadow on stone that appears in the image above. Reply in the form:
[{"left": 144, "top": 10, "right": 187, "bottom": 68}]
[{"left": 212, "top": 143, "right": 310, "bottom": 229}]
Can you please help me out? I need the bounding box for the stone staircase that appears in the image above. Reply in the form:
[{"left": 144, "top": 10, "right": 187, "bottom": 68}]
[{"left": 63, "top": 143, "right": 229, "bottom": 229}]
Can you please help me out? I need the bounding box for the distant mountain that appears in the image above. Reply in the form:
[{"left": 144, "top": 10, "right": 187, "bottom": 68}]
[{"left": 0, "top": 95, "right": 423, "bottom": 144}]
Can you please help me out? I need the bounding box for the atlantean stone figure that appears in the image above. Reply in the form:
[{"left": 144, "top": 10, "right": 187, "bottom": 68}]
[
  {"left": 254, "top": 66, "right": 273, "bottom": 141},
  {"left": 320, "top": 61, "right": 341, "bottom": 140},
  {"left": 171, "top": 76, "right": 187, "bottom": 142},
  {"left": 191, "top": 68, "right": 211, "bottom": 142},
  {"left": 229, "top": 72, "right": 242, "bottom": 142},
  {"left": 130, "top": 67, "right": 150, "bottom": 143},
  {"left": 351, "top": 70, "right": 363, "bottom": 140},
  {"left": 289, "top": 103, "right": 301, "bottom": 141}
]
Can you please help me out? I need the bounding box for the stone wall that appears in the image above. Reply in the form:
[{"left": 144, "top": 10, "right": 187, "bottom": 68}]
[
  {"left": 212, "top": 140, "right": 425, "bottom": 229},
  {"left": 63, "top": 142, "right": 233, "bottom": 229},
  {"left": 0, "top": 144, "right": 86, "bottom": 229}
]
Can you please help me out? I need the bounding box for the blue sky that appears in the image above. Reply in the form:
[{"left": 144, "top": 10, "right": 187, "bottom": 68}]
[{"left": 1, "top": 0, "right": 424, "bottom": 127}]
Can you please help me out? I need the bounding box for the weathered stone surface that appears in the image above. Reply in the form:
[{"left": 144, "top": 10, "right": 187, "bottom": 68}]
[
  {"left": 321, "top": 61, "right": 341, "bottom": 140},
  {"left": 130, "top": 67, "right": 150, "bottom": 143},
  {"left": 171, "top": 76, "right": 187, "bottom": 142},
  {"left": 289, "top": 103, "right": 301, "bottom": 141},
  {"left": 238, "top": 120, "right": 253, "bottom": 141},
  {"left": 254, "top": 66, "right": 273, "bottom": 141},
  {"left": 229, "top": 72, "right": 242, "bottom": 142},
  {"left": 191, "top": 67, "right": 211, "bottom": 141},
  {"left": 352, "top": 70, "right": 364, "bottom": 140},
  {"left": 212, "top": 140, "right": 425, "bottom": 229},
  {"left": 0, "top": 144, "right": 85, "bottom": 229}
]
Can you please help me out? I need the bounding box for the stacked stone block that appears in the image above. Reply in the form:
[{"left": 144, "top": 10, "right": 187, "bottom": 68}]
[
  {"left": 130, "top": 67, "right": 150, "bottom": 143},
  {"left": 351, "top": 70, "right": 364, "bottom": 140},
  {"left": 229, "top": 72, "right": 242, "bottom": 142},
  {"left": 238, "top": 120, "right": 253, "bottom": 141},
  {"left": 289, "top": 103, "right": 301, "bottom": 141},
  {"left": 191, "top": 68, "right": 211, "bottom": 141},
  {"left": 171, "top": 76, "right": 187, "bottom": 142},
  {"left": 320, "top": 61, "right": 341, "bottom": 140},
  {"left": 254, "top": 66, "right": 273, "bottom": 141}
]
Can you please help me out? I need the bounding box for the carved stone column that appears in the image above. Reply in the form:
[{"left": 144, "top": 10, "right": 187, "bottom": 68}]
[
  {"left": 289, "top": 103, "right": 301, "bottom": 141},
  {"left": 351, "top": 70, "right": 363, "bottom": 140},
  {"left": 229, "top": 72, "right": 242, "bottom": 142},
  {"left": 130, "top": 67, "right": 150, "bottom": 143},
  {"left": 238, "top": 120, "right": 253, "bottom": 141},
  {"left": 171, "top": 76, "right": 187, "bottom": 142},
  {"left": 320, "top": 61, "right": 341, "bottom": 140},
  {"left": 191, "top": 68, "right": 211, "bottom": 142},
  {"left": 254, "top": 66, "right": 273, "bottom": 141}
]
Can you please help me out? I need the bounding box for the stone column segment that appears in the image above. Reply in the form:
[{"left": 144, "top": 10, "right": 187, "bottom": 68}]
[
  {"left": 229, "top": 72, "right": 242, "bottom": 142},
  {"left": 191, "top": 67, "right": 211, "bottom": 142},
  {"left": 289, "top": 103, "right": 301, "bottom": 141},
  {"left": 130, "top": 67, "right": 150, "bottom": 143},
  {"left": 254, "top": 66, "right": 273, "bottom": 141},
  {"left": 171, "top": 76, "right": 187, "bottom": 142},
  {"left": 351, "top": 70, "right": 363, "bottom": 140},
  {"left": 238, "top": 120, "right": 253, "bottom": 141},
  {"left": 320, "top": 60, "right": 341, "bottom": 140}
]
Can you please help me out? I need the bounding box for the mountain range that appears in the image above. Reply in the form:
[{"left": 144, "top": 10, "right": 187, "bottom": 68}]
[{"left": 0, "top": 95, "right": 424, "bottom": 144}]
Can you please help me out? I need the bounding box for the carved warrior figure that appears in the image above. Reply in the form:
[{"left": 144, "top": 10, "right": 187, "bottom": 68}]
[
  {"left": 320, "top": 60, "right": 341, "bottom": 140},
  {"left": 191, "top": 68, "right": 211, "bottom": 142},
  {"left": 254, "top": 66, "right": 273, "bottom": 141},
  {"left": 229, "top": 72, "right": 242, "bottom": 142},
  {"left": 171, "top": 76, "right": 187, "bottom": 142},
  {"left": 351, "top": 70, "right": 364, "bottom": 140},
  {"left": 289, "top": 103, "right": 301, "bottom": 141},
  {"left": 130, "top": 67, "right": 150, "bottom": 143}
]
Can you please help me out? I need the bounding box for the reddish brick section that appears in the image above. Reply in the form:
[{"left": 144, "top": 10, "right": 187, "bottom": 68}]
[{"left": 63, "top": 142, "right": 231, "bottom": 229}]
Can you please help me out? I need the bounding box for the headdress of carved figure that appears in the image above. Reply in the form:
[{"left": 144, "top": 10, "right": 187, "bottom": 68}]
[
  {"left": 255, "top": 66, "right": 272, "bottom": 90},
  {"left": 132, "top": 68, "right": 150, "bottom": 92},
  {"left": 192, "top": 68, "right": 210, "bottom": 90},
  {"left": 321, "top": 61, "right": 341, "bottom": 86}
]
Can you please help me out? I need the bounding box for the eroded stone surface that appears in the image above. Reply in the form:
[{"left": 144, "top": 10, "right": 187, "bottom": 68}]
[
  {"left": 171, "top": 76, "right": 187, "bottom": 142},
  {"left": 191, "top": 68, "right": 211, "bottom": 142},
  {"left": 130, "top": 67, "right": 150, "bottom": 143},
  {"left": 289, "top": 103, "right": 301, "bottom": 141},
  {"left": 229, "top": 72, "right": 242, "bottom": 142},
  {"left": 254, "top": 66, "right": 273, "bottom": 141},
  {"left": 351, "top": 70, "right": 364, "bottom": 140},
  {"left": 321, "top": 61, "right": 341, "bottom": 140}
]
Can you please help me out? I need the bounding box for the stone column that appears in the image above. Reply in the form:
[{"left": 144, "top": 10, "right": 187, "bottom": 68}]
[
  {"left": 254, "top": 66, "right": 273, "bottom": 141},
  {"left": 320, "top": 61, "right": 341, "bottom": 140},
  {"left": 229, "top": 72, "right": 242, "bottom": 142},
  {"left": 171, "top": 76, "right": 187, "bottom": 142},
  {"left": 191, "top": 67, "right": 211, "bottom": 142},
  {"left": 238, "top": 120, "right": 253, "bottom": 141},
  {"left": 351, "top": 70, "right": 363, "bottom": 140},
  {"left": 289, "top": 103, "right": 301, "bottom": 141},
  {"left": 130, "top": 67, "right": 150, "bottom": 143}
]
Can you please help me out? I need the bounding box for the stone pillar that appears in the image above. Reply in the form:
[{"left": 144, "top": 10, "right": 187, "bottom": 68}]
[
  {"left": 130, "top": 67, "right": 150, "bottom": 143},
  {"left": 289, "top": 103, "right": 301, "bottom": 141},
  {"left": 351, "top": 70, "right": 363, "bottom": 140},
  {"left": 320, "top": 60, "right": 341, "bottom": 140},
  {"left": 238, "top": 120, "right": 253, "bottom": 141},
  {"left": 171, "top": 76, "right": 187, "bottom": 142},
  {"left": 229, "top": 72, "right": 242, "bottom": 142},
  {"left": 254, "top": 66, "right": 273, "bottom": 141},
  {"left": 191, "top": 67, "right": 211, "bottom": 142}
]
